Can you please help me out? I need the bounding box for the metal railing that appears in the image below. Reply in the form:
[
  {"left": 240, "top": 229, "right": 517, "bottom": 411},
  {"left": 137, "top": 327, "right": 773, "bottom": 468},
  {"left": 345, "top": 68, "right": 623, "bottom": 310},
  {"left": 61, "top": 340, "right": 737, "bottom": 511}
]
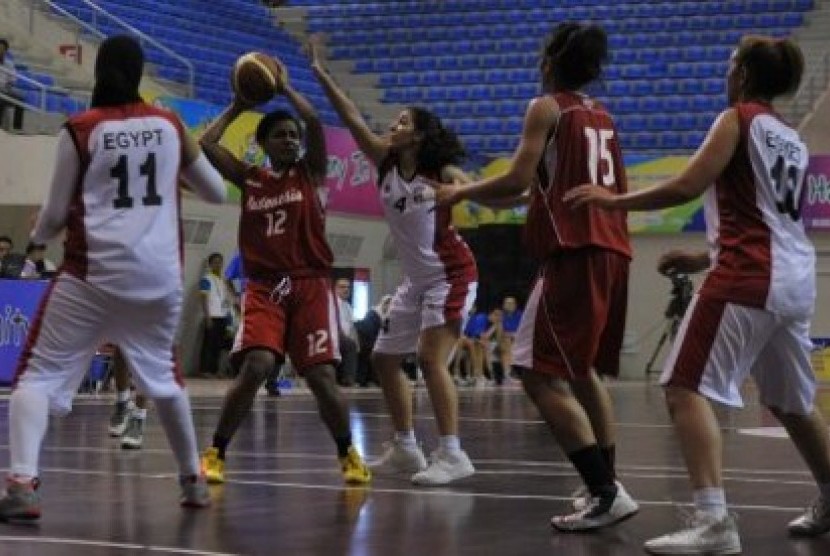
[
  {"left": 0, "top": 63, "right": 83, "bottom": 112},
  {"left": 33, "top": 0, "right": 195, "bottom": 97}
]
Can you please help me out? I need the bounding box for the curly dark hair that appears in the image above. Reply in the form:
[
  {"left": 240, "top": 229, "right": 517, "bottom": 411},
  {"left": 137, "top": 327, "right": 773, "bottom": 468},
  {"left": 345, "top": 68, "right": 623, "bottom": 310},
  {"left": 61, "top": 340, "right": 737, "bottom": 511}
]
[
  {"left": 411, "top": 106, "right": 465, "bottom": 176},
  {"left": 255, "top": 109, "right": 302, "bottom": 146}
]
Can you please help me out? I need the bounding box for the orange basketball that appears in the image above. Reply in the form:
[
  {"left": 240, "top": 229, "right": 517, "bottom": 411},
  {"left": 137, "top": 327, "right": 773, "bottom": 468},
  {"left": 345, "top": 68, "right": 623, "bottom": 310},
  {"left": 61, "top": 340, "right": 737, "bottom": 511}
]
[{"left": 231, "top": 52, "right": 287, "bottom": 105}]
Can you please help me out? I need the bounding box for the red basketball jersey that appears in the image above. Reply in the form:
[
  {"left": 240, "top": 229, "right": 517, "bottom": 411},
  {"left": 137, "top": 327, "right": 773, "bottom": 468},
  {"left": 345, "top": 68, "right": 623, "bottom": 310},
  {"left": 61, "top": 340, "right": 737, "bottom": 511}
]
[
  {"left": 525, "top": 92, "right": 631, "bottom": 260},
  {"left": 239, "top": 163, "right": 333, "bottom": 279}
]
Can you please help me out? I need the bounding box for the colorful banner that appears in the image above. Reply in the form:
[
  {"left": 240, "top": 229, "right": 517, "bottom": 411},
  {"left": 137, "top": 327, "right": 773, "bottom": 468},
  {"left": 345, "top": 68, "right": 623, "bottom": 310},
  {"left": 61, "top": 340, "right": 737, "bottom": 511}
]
[
  {"left": 452, "top": 154, "right": 701, "bottom": 232},
  {"left": 625, "top": 155, "right": 703, "bottom": 233},
  {"left": 455, "top": 153, "right": 830, "bottom": 233},
  {"left": 151, "top": 96, "right": 383, "bottom": 216},
  {"left": 0, "top": 279, "right": 49, "bottom": 385},
  {"left": 803, "top": 155, "right": 830, "bottom": 230},
  {"left": 451, "top": 157, "right": 528, "bottom": 228}
]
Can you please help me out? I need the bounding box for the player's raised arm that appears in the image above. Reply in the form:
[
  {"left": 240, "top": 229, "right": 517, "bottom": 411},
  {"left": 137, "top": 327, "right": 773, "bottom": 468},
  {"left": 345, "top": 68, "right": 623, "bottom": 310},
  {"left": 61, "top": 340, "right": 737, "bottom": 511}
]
[
  {"left": 280, "top": 80, "right": 327, "bottom": 186},
  {"left": 180, "top": 121, "right": 227, "bottom": 204},
  {"left": 308, "top": 36, "right": 389, "bottom": 166},
  {"left": 199, "top": 99, "right": 252, "bottom": 189}
]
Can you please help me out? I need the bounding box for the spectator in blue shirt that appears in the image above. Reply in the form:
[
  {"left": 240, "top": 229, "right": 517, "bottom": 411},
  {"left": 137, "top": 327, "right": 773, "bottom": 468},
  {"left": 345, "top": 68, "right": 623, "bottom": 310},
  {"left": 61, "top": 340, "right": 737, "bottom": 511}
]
[{"left": 452, "top": 304, "right": 490, "bottom": 386}]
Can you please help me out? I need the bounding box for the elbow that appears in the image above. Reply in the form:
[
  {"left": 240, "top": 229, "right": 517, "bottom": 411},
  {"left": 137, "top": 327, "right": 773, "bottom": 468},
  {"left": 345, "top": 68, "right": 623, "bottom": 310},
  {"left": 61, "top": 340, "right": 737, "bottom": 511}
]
[{"left": 505, "top": 171, "right": 533, "bottom": 196}]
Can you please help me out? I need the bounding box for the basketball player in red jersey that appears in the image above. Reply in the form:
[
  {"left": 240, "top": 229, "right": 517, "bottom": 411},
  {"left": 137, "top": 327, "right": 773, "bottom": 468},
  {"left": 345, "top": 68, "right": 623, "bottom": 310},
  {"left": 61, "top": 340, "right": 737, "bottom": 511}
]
[
  {"left": 436, "top": 23, "right": 639, "bottom": 528},
  {"left": 198, "top": 64, "right": 370, "bottom": 485},
  {"left": 311, "top": 39, "right": 479, "bottom": 485},
  {"left": 567, "top": 36, "right": 830, "bottom": 554},
  {"left": 0, "top": 36, "right": 227, "bottom": 521}
]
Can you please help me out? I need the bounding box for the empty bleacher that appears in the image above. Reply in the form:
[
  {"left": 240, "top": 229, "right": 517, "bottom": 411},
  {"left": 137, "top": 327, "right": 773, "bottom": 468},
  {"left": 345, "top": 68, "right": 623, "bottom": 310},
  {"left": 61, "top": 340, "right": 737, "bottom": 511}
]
[
  {"left": 50, "top": 0, "right": 341, "bottom": 124},
  {"left": 298, "top": 0, "right": 814, "bottom": 156}
]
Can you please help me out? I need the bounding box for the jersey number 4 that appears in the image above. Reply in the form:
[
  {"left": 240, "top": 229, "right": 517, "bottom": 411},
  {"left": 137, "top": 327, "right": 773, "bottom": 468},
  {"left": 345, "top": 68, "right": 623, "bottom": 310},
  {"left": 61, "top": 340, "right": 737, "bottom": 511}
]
[
  {"left": 110, "top": 153, "right": 161, "bottom": 209},
  {"left": 584, "top": 128, "right": 616, "bottom": 187}
]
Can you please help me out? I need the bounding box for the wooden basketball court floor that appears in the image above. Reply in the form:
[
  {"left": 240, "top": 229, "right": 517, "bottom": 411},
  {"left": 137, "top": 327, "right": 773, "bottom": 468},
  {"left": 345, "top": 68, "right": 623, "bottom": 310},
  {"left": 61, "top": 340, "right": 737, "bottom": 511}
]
[{"left": 1, "top": 380, "right": 829, "bottom": 555}]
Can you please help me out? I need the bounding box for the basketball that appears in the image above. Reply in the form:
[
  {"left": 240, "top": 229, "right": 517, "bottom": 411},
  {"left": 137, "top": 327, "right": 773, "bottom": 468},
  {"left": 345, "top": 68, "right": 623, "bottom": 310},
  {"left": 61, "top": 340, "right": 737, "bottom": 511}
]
[{"left": 231, "top": 52, "right": 287, "bottom": 105}]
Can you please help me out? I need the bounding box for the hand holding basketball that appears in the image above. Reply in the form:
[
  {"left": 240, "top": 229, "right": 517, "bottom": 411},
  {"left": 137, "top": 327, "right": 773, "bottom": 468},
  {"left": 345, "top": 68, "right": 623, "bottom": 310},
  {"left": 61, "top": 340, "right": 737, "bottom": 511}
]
[{"left": 231, "top": 52, "right": 289, "bottom": 106}]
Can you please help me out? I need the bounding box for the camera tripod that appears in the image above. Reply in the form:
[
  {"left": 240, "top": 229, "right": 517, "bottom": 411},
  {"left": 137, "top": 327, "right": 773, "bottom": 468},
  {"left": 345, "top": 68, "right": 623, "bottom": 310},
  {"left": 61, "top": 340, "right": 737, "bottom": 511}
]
[{"left": 644, "top": 313, "right": 683, "bottom": 375}]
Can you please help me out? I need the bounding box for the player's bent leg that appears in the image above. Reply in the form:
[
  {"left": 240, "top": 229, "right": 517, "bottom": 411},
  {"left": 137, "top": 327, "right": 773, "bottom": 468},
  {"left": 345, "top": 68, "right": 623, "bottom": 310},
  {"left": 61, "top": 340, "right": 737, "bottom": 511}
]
[
  {"left": 570, "top": 369, "right": 619, "bottom": 510},
  {"left": 0, "top": 386, "right": 49, "bottom": 522},
  {"left": 153, "top": 390, "right": 209, "bottom": 508},
  {"left": 369, "top": 352, "right": 427, "bottom": 476},
  {"left": 520, "top": 370, "right": 636, "bottom": 531},
  {"left": 304, "top": 363, "right": 371, "bottom": 485},
  {"left": 411, "top": 323, "right": 475, "bottom": 486},
  {"left": 203, "top": 349, "right": 275, "bottom": 484},
  {"left": 644, "top": 386, "right": 738, "bottom": 553}
]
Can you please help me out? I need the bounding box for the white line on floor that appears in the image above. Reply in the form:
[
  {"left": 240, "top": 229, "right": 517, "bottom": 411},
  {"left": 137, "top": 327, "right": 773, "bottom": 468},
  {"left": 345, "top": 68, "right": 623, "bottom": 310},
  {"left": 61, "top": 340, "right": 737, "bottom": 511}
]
[{"left": 0, "top": 536, "right": 238, "bottom": 555}]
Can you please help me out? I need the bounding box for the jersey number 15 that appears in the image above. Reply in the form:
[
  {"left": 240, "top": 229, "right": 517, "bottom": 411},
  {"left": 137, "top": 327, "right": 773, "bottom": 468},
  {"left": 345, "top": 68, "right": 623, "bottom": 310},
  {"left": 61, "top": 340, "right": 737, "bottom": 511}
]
[{"left": 584, "top": 128, "right": 616, "bottom": 187}]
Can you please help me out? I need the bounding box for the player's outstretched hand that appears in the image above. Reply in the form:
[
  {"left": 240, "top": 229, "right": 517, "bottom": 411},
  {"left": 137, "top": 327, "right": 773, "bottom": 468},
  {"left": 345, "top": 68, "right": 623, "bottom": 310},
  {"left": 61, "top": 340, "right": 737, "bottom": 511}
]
[
  {"left": 563, "top": 184, "right": 617, "bottom": 209},
  {"left": 423, "top": 178, "right": 463, "bottom": 206},
  {"left": 657, "top": 250, "right": 710, "bottom": 276},
  {"left": 306, "top": 34, "right": 325, "bottom": 73}
]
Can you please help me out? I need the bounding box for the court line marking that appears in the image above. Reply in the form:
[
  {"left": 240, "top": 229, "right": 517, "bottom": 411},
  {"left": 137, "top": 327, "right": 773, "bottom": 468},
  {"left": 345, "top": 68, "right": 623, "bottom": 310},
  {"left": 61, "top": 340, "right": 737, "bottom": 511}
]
[
  {"left": 0, "top": 445, "right": 813, "bottom": 478},
  {"left": 219, "top": 468, "right": 819, "bottom": 487},
  {"left": 25, "top": 467, "right": 815, "bottom": 513},
  {"left": 0, "top": 536, "right": 239, "bottom": 555}
]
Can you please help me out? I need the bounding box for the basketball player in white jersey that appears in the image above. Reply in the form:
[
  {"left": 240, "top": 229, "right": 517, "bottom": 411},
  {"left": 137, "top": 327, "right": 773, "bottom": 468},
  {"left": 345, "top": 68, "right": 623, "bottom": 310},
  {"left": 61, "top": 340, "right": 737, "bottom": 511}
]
[
  {"left": 0, "top": 36, "right": 226, "bottom": 521},
  {"left": 566, "top": 36, "right": 830, "bottom": 553},
  {"left": 310, "top": 39, "right": 478, "bottom": 485}
]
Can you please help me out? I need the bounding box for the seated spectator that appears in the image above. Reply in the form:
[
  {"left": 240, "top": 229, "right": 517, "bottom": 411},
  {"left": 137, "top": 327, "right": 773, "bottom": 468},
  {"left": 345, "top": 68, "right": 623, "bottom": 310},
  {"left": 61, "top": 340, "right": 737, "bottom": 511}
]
[
  {"left": 20, "top": 242, "right": 57, "bottom": 279},
  {"left": 481, "top": 308, "right": 506, "bottom": 384},
  {"left": 354, "top": 294, "right": 392, "bottom": 387},
  {"left": 334, "top": 278, "right": 359, "bottom": 387},
  {"left": 0, "top": 236, "right": 25, "bottom": 279},
  {"left": 0, "top": 39, "right": 24, "bottom": 131},
  {"left": 499, "top": 295, "right": 523, "bottom": 379},
  {"left": 452, "top": 304, "right": 489, "bottom": 386}
]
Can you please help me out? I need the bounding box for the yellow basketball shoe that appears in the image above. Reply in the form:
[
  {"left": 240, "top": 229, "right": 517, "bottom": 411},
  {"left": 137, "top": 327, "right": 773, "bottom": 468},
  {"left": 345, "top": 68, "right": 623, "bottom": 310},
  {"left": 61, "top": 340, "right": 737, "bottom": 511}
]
[
  {"left": 200, "top": 447, "right": 226, "bottom": 485},
  {"left": 340, "top": 446, "right": 372, "bottom": 485}
]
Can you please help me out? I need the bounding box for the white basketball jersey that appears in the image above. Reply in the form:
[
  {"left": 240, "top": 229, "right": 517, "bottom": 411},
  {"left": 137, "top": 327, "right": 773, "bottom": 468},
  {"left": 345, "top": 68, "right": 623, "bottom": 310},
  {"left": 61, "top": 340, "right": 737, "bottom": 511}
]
[
  {"left": 701, "top": 102, "right": 815, "bottom": 318},
  {"left": 380, "top": 165, "right": 476, "bottom": 284},
  {"left": 63, "top": 103, "right": 186, "bottom": 301}
]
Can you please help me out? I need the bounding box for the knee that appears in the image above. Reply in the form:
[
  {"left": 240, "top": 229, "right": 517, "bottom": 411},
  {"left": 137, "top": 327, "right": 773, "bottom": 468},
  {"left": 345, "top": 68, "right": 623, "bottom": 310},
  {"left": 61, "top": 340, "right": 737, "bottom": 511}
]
[
  {"left": 304, "top": 365, "right": 337, "bottom": 393},
  {"left": 663, "top": 386, "right": 692, "bottom": 416},
  {"left": 416, "top": 353, "right": 443, "bottom": 376},
  {"left": 240, "top": 351, "right": 275, "bottom": 386}
]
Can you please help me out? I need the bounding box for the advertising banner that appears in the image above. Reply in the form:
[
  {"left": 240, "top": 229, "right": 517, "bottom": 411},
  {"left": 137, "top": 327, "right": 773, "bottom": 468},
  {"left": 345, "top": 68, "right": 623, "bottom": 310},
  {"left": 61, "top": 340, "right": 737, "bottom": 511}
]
[
  {"left": 0, "top": 279, "right": 49, "bottom": 385},
  {"left": 152, "top": 96, "right": 383, "bottom": 216}
]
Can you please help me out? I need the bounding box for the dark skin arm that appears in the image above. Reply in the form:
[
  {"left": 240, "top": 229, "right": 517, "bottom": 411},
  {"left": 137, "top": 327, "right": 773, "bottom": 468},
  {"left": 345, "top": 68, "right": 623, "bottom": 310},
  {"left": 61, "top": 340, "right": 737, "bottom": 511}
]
[{"left": 199, "top": 100, "right": 251, "bottom": 189}]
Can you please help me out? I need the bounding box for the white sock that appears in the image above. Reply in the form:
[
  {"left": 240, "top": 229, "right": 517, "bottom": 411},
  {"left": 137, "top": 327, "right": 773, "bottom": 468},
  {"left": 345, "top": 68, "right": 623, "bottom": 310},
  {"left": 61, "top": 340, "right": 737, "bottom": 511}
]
[
  {"left": 116, "top": 390, "right": 131, "bottom": 403},
  {"left": 693, "top": 487, "right": 727, "bottom": 519},
  {"left": 153, "top": 390, "right": 200, "bottom": 477},
  {"left": 439, "top": 435, "right": 461, "bottom": 454},
  {"left": 132, "top": 408, "right": 148, "bottom": 420},
  {"left": 9, "top": 387, "right": 50, "bottom": 479},
  {"left": 818, "top": 481, "right": 830, "bottom": 500},
  {"left": 394, "top": 430, "right": 417, "bottom": 449}
]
